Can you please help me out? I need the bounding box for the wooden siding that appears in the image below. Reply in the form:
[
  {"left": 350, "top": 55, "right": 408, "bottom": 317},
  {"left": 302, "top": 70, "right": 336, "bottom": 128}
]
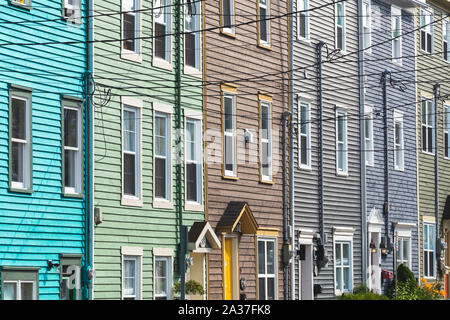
[
  {"left": 292, "top": 0, "right": 362, "bottom": 299},
  {"left": 205, "top": 0, "right": 289, "bottom": 300},
  {"left": 0, "top": 0, "right": 88, "bottom": 299},
  {"left": 92, "top": 0, "right": 205, "bottom": 299}
]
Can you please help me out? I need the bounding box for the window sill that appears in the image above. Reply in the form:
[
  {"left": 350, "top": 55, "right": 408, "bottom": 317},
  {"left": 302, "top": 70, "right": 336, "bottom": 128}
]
[
  {"left": 259, "top": 179, "right": 274, "bottom": 185},
  {"left": 222, "top": 175, "right": 239, "bottom": 181},
  {"left": 220, "top": 29, "right": 236, "bottom": 39},
  {"left": 365, "top": 162, "right": 374, "bottom": 168},
  {"left": 63, "top": 191, "right": 84, "bottom": 199},
  {"left": 421, "top": 150, "right": 435, "bottom": 156},
  {"left": 9, "top": 187, "right": 33, "bottom": 194},
  {"left": 392, "top": 59, "right": 402, "bottom": 67},
  {"left": 184, "top": 66, "right": 202, "bottom": 78},
  {"left": 299, "top": 164, "right": 312, "bottom": 171},
  {"left": 9, "top": 1, "right": 31, "bottom": 10},
  {"left": 394, "top": 166, "right": 404, "bottom": 172},
  {"left": 121, "top": 196, "right": 143, "bottom": 207},
  {"left": 63, "top": 16, "right": 83, "bottom": 25},
  {"left": 153, "top": 58, "right": 173, "bottom": 71},
  {"left": 336, "top": 171, "right": 349, "bottom": 177},
  {"left": 153, "top": 199, "right": 174, "bottom": 210},
  {"left": 257, "top": 43, "right": 272, "bottom": 51},
  {"left": 121, "top": 50, "right": 143, "bottom": 64},
  {"left": 296, "top": 37, "right": 312, "bottom": 46},
  {"left": 185, "top": 202, "right": 204, "bottom": 212}
]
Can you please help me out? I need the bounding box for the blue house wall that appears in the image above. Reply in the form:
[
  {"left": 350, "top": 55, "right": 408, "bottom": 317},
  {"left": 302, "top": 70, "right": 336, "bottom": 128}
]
[
  {"left": 363, "top": 0, "right": 419, "bottom": 292},
  {"left": 0, "top": 0, "right": 89, "bottom": 299}
]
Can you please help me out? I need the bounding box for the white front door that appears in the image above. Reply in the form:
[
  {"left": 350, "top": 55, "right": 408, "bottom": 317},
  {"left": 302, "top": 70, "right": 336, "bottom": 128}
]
[
  {"left": 369, "top": 232, "right": 381, "bottom": 293},
  {"left": 299, "top": 244, "right": 314, "bottom": 300}
]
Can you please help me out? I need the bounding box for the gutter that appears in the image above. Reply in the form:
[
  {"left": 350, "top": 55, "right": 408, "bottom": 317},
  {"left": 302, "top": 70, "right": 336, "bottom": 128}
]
[
  {"left": 289, "top": 0, "right": 295, "bottom": 301},
  {"left": 434, "top": 83, "right": 440, "bottom": 277},
  {"left": 282, "top": 110, "right": 291, "bottom": 301},
  {"left": 316, "top": 41, "right": 325, "bottom": 246}
]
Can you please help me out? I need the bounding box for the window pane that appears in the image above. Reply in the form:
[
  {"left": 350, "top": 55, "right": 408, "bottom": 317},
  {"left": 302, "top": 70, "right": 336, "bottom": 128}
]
[
  {"left": 12, "top": 98, "right": 26, "bottom": 140},
  {"left": 155, "top": 116, "right": 167, "bottom": 157},
  {"left": 155, "top": 23, "right": 166, "bottom": 59},
  {"left": 155, "top": 259, "right": 168, "bottom": 297},
  {"left": 123, "top": 13, "right": 136, "bottom": 51},
  {"left": 124, "top": 259, "right": 136, "bottom": 296},
  {"left": 21, "top": 283, "right": 34, "bottom": 300},
  {"left": 3, "top": 283, "right": 17, "bottom": 300},
  {"left": 155, "top": 157, "right": 166, "bottom": 198},
  {"left": 300, "top": 105, "right": 308, "bottom": 134},
  {"left": 335, "top": 243, "right": 341, "bottom": 265},
  {"left": 186, "top": 121, "right": 195, "bottom": 161},
  {"left": 336, "top": 268, "right": 342, "bottom": 291},
  {"left": 262, "top": 141, "right": 269, "bottom": 177},
  {"left": 123, "top": 110, "right": 136, "bottom": 152},
  {"left": 64, "top": 108, "right": 79, "bottom": 148},
  {"left": 267, "top": 278, "right": 275, "bottom": 300},
  {"left": 224, "top": 97, "right": 233, "bottom": 131},
  {"left": 124, "top": 153, "right": 136, "bottom": 195},
  {"left": 301, "top": 135, "right": 307, "bottom": 165},
  {"left": 267, "top": 241, "right": 274, "bottom": 274},
  {"left": 225, "top": 135, "right": 234, "bottom": 172},
  {"left": 186, "top": 163, "right": 197, "bottom": 202},
  {"left": 342, "top": 243, "right": 350, "bottom": 265},
  {"left": 258, "top": 278, "right": 266, "bottom": 300},
  {"left": 259, "top": 8, "right": 267, "bottom": 42},
  {"left": 337, "top": 26, "right": 343, "bottom": 49},
  {"left": 65, "top": 150, "right": 76, "bottom": 188},
  {"left": 343, "top": 267, "right": 350, "bottom": 291},
  {"left": 429, "top": 252, "right": 434, "bottom": 276},
  {"left": 299, "top": 13, "right": 306, "bottom": 38},
  {"left": 258, "top": 241, "right": 265, "bottom": 274},
  {"left": 11, "top": 142, "right": 24, "bottom": 183},
  {"left": 261, "top": 105, "right": 269, "bottom": 139},
  {"left": 223, "top": 0, "right": 232, "bottom": 27},
  {"left": 185, "top": 33, "right": 196, "bottom": 67}
]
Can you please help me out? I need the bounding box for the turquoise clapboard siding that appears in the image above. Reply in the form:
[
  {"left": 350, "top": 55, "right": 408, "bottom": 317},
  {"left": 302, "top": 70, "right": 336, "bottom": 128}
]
[{"left": 0, "top": 0, "right": 88, "bottom": 299}]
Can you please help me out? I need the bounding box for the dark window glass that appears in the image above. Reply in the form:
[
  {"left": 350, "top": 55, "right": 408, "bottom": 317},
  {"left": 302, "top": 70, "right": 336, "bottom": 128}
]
[
  {"left": 155, "top": 157, "right": 166, "bottom": 198},
  {"left": 124, "top": 153, "right": 136, "bottom": 195}
]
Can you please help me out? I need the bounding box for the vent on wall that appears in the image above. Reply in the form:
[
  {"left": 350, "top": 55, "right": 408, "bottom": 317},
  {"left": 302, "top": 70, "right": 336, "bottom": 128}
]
[{"left": 94, "top": 207, "right": 103, "bottom": 225}]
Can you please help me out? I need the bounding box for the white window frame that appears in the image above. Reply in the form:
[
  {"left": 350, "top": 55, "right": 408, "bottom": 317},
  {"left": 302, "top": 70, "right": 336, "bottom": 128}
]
[
  {"left": 391, "top": 6, "right": 402, "bottom": 65},
  {"left": 257, "top": 237, "right": 278, "bottom": 300},
  {"left": 63, "top": 103, "right": 82, "bottom": 195},
  {"left": 260, "top": 99, "right": 272, "bottom": 182},
  {"left": 336, "top": 108, "right": 348, "bottom": 176},
  {"left": 396, "top": 237, "right": 411, "bottom": 268},
  {"left": 184, "top": 0, "right": 202, "bottom": 75},
  {"left": 364, "top": 105, "right": 374, "bottom": 167},
  {"left": 297, "top": 0, "right": 309, "bottom": 41},
  {"left": 335, "top": 1, "right": 346, "bottom": 52},
  {"left": 153, "top": 0, "right": 172, "bottom": 70},
  {"left": 121, "top": 0, "right": 142, "bottom": 62},
  {"left": 11, "top": 0, "right": 31, "bottom": 8},
  {"left": 393, "top": 111, "right": 404, "bottom": 171},
  {"left": 423, "top": 223, "right": 436, "bottom": 279},
  {"left": 298, "top": 99, "right": 311, "bottom": 170},
  {"left": 362, "top": 0, "right": 371, "bottom": 52},
  {"left": 420, "top": 8, "right": 434, "bottom": 54},
  {"left": 121, "top": 97, "right": 143, "bottom": 207},
  {"left": 444, "top": 104, "right": 450, "bottom": 159},
  {"left": 121, "top": 246, "right": 143, "bottom": 300},
  {"left": 3, "top": 280, "right": 37, "bottom": 300},
  {"left": 63, "top": 0, "right": 82, "bottom": 24},
  {"left": 220, "top": 0, "right": 235, "bottom": 36},
  {"left": 153, "top": 104, "right": 173, "bottom": 209},
  {"left": 153, "top": 247, "right": 174, "bottom": 300},
  {"left": 184, "top": 109, "right": 203, "bottom": 211},
  {"left": 443, "top": 18, "right": 449, "bottom": 62},
  {"left": 257, "top": 0, "right": 271, "bottom": 48},
  {"left": 222, "top": 90, "right": 237, "bottom": 178},
  {"left": 333, "top": 227, "right": 354, "bottom": 296},
  {"left": 10, "top": 94, "right": 32, "bottom": 191},
  {"left": 421, "top": 98, "right": 435, "bottom": 155}
]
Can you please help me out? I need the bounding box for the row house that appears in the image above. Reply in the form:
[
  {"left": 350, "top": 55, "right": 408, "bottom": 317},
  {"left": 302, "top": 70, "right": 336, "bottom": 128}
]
[
  {"left": 362, "top": 0, "right": 421, "bottom": 294},
  {"left": 292, "top": 0, "right": 363, "bottom": 299},
  {"left": 0, "top": 0, "right": 91, "bottom": 299},
  {"left": 204, "top": 0, "right": 289, "bottom": 300},
  {"left": 415, "top": 0, "right": 450, "bottom": 293},
  {"left": 91, "top": 0, "right": 219, "bottom": 300}
]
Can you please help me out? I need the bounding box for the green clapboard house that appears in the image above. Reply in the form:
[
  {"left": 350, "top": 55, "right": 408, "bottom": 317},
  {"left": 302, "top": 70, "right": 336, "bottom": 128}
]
[{"left": 91, "top": 0, "right": 220, "bottom": 299}]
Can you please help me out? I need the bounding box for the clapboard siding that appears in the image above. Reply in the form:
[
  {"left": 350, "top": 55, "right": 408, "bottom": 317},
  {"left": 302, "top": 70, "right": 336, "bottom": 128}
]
[
  {"left": 0, "top": 0, "right": 88, "bottom": 300},
  {"left": 292, "top": 0, "right": 362, "bottom": 300},
  {"left": 93, "top": 0, "right": 205, "bottom": 300},
  {"left": 204, "top": 0, "right": 288, "bottom": 300},
  {"left": 415, "top": 1, "right": 450, "bottom": 281}
]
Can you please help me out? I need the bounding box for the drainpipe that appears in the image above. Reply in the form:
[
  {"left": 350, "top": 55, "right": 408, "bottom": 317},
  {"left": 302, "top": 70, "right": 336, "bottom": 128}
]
[
  {"left": 316, "top": 41, "right": 325, "bottom": 245},
  {"left": 86, "top": 0, "right": 94, "bottom": 300},
  {"left": 357, "top": 0, "right": 367, "bottom": 285},
  {"left": 434, "top": 82, "right": 440, "bottom": 277},
  {"left": 288, "top": 0, "right": 295, "bottom": 301},
  {"left": 282, "top": 110, "right": 291, "bottom": 301}
]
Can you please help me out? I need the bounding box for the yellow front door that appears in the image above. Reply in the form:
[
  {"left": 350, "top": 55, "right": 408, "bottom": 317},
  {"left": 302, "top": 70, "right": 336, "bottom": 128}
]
[{"left": 224, "top": 238, "right": 233, "bottom": 300}]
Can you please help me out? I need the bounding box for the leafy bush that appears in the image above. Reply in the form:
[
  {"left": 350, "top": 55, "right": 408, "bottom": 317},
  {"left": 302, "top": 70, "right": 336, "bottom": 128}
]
[
  {"left": 337, "top": 284, "right": 389, "bottom": 300},
  {"left": 397, "top": 263, "right": 415, "bottom": 284},
  {"left": 173, "top": 279, "right": 205, "bottom": 296}
]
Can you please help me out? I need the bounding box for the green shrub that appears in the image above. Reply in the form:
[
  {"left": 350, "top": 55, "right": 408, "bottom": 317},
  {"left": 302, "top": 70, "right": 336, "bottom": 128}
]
[
  {"left": 397, "top": 263, "right": 415, "bottom": 284},
  {"left": 173, "top": 279, "right": 205, "bottom": 296},
  {"left": 337, "top": 284, "right": 389, "bottom": 300}
]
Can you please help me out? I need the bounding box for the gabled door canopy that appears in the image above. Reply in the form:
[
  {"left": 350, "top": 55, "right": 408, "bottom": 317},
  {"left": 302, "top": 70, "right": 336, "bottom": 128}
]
[
  {"left": 188, "top": 221, "right": 221, "bottom": 253},
  {"left": 216, "top": 202, "right": 259, "bottom": 234}
]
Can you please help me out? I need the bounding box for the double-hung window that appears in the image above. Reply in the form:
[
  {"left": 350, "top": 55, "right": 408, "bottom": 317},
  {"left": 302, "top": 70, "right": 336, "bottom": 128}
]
[
  {"left": 122, "top": 104, "right": 141, "bottom": 203},
  {"left": 155, "top": 112, "right": 171, "bottom": 202},
  {"left": 260, "top": 97, "right": 272, "bottom": 182},
  {"left": 257, "top": 0, "right": 271, "bottom": 48},
  {"left": 362, "top": 0, "right": 371, "bottom": 50},
  {"left": 444, "top": 18, "right": 449, "bottom": 62},
  {"left": 364, "top": 107, "right": 374, "bottom": 166},
  {"left": 394, "top": 112, "right": 404, "bottom": 171},
  {"left": 298, "top": 100, "right": 311, "bottom": 169},
  {"left": 297, "top": 0, "right": 309, "bottom": 40},
  {"left": 185, "top": 116, "right": 202, "bottom": 205},
  {"left": 335, "top": 1, "right": 345, "bottom": 51},
  {"left": 10, "top": 89, "right": 32, "bottom": 192},
  {"left": 2, "top": 269, "right": 38, "bottom": 300},
  {"left": 424, "top": 223, "right": 436, "bottom": 278},
  {"left": 391, "top": 6, "right": 402, "bottom": 64},
  {"left": 421, "top": 99, "right": 434, "bottom": 154},
  {"left": 396, "top": 237, "right": 411, "bottom": 268},
  {"left": 221, "top": 0, "right": 235, "bottom": 35},
  {"left": 420, "top": 9, "right": 433, "bottom": 53},
  {"left": 444, "top": 104, "right": 450, "bottom": 158},
  {"left": 336, "top": 109, "right": 347, "bottom": 175},
  {"left": 154, "top": 0, "right": 172, "bottom": 65},
  {"left": 185, "top": 0, "right": 201, "bottom": 71},
  {"left": 335, "top": 241, "right": 352, "bottom": 294},
  {"left": 63, "top": 0, "right": 82, "bottom": 23},
  {"left": 155, "top": 256, "right": 172, "bottom": 300},
  {"left": 63, "top": 100, "right": 82, "bottom": 195},
  {"left": 222, "top": 85, "right": 237, "bottom": 178},
  {"left": 122, "top": 0, "right": 140, "bottom": 55},
  {"left": 257, "top": 238, "right": 277, "bottom": 300},
  {"left": 122, "top": 256, "right": 141, "bottom": 300}
]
